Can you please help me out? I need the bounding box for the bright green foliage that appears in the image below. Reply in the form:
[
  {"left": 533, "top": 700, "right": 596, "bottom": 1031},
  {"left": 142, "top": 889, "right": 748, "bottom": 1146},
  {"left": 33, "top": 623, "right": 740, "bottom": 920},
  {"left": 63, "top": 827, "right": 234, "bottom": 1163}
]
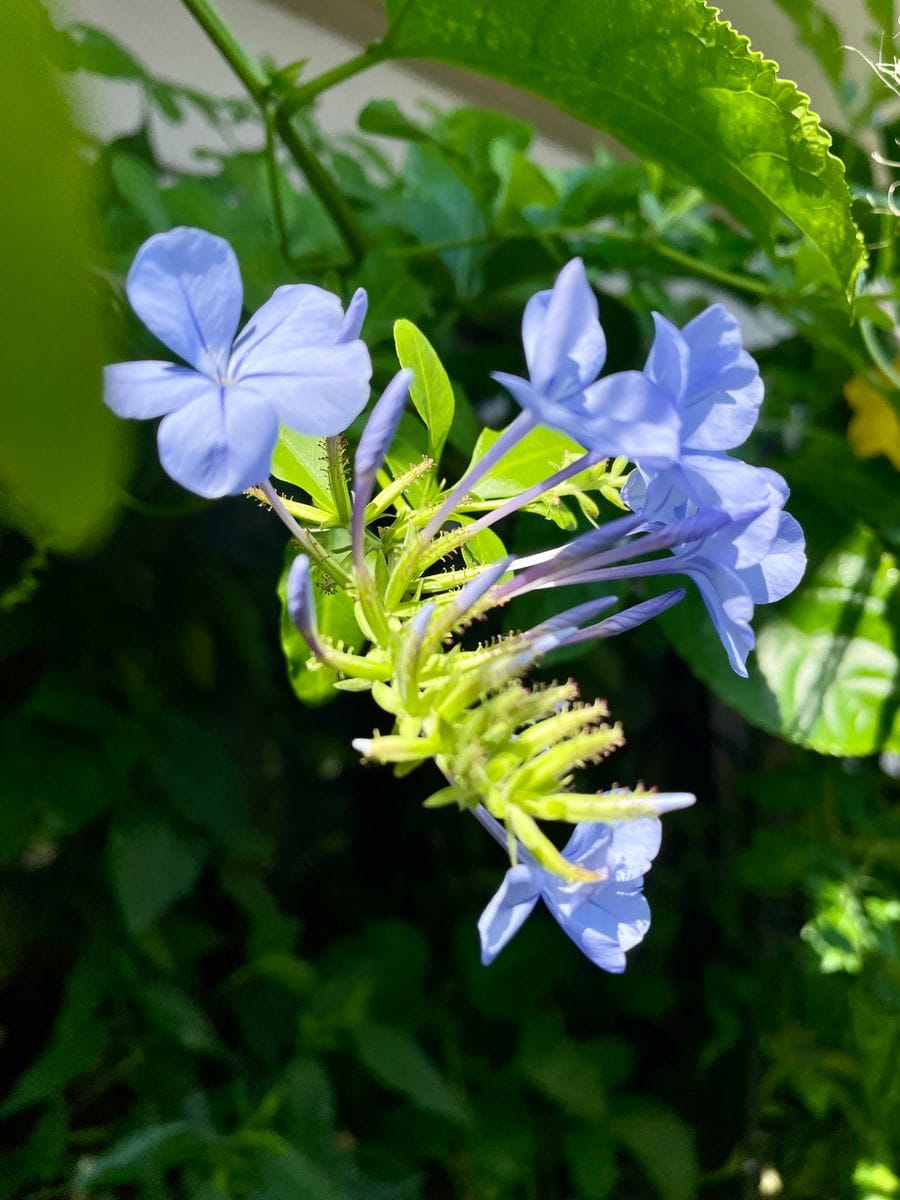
[
  {"left": 665, "top": 524, "right": 900, "bottom": 755},
  {"left": 382, "top": 0, "right": 866, "bottom": 296}
]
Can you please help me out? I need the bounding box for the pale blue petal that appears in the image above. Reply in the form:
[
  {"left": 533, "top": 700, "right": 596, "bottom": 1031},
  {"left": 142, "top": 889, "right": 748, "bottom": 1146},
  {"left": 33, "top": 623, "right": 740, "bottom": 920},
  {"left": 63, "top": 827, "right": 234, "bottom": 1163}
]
[
  {"left": 492, "top": 371, "right": 541, "bottom": 418},
  {"left": 560, "top": 821, "right": 614, "bottom": 869},
  {"left": 553, "top": 882, "right": 652, "bottom": 971},
  {"left": 580, "top": 371, "right": 681, "bottom": 467},
  {"left": 606, "top": 818, "right": 662, "bottom": 881},
  {"left": 157, "top": 386, "right": 278, "bottom": 498},
  {"left": 551, "top": 893, "right": 628, "bottom": 973},
  {"left": 338, "top": 287, "right": 368, "bottom": 343},
  {"left": 237, "top": 342, "right": 372, "bottom": 437},
  {"left": 645, "top": 313, "right": 688, "bottom": 402},
  {"left": 680, "top": 305, "right": 763, "bottom": 451},
  {"left": 126, "top": 227, "right": 242, "bottom": 376},
  {"left": 286, "top": 554, "right": 317, "bottom": 639},
  {"left": 686, "top": 556, "right": 756, "bottom": 676},
  {"left": 740, "top": 512, "right": 806, "bottom": 604},
  {"left": 541, "top": 823, "right": 614, "bottom": 919},
  {"left": 523, "top": 259, "right": 606, "bottom": 395},
  {"left": 478, "top": 864, "right": 542, "bottom": 965},
  {"left": 229, "top": 284, "right": 345, "bottom": 377},
  {"left": 103, "top": 360, "right": 213, "bottom": 419},
  {"left": 674, "top": 455, "right": 784, "bottom": 568},
  {"left": 590, "top": 887, "right": 651, "bottom": 952},
  {"left": 577, "top": 929, "right": 628, "bottom": 972}
]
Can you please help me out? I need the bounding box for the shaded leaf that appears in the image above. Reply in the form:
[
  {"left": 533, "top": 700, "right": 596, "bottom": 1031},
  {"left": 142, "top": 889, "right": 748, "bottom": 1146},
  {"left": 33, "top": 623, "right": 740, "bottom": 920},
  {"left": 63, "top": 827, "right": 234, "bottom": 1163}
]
[
  {"left": 351, "top": 1022, "right": 467, "bottom": 1123},
  {"left": 108, "top": 815, "right": 208, "bottom": 933}
]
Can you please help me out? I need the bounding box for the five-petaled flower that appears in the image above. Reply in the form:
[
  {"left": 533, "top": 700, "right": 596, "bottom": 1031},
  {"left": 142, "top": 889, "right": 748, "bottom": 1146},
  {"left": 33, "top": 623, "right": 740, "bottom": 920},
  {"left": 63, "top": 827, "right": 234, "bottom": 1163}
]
[
  {"left": 478, "top": 812, "right": 677, "bottom": 973},
  {"left": 104, "top": 226, "right": 372, "bottom": 498},
  {"left": 492, "top": 258, "right": 681, "bottom": 468}
]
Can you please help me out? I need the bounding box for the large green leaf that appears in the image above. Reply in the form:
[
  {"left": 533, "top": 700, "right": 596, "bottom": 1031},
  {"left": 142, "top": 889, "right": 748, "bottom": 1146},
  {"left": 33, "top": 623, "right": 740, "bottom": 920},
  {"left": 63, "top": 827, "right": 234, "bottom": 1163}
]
[
  {"left": 0, "top": 3, "right": 125, "bottom": 551},
  {"left": 382, "top": 0, "right": 865, "bottom": 296},
  {"left": 664, "top": 523, "right": 900, "bottom": 756}
]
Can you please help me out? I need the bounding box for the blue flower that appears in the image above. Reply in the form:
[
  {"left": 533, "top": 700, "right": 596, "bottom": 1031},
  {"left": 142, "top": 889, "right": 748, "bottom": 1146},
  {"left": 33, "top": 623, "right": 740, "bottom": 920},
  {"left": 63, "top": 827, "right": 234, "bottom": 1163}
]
[
  {"left": 492, "top": 259, "right": 681, "bottom": 468},
  {"left": 479, "top": 815, "right": 671, "bottom": 972},
  {"left": 668, "top": 507, "right": 806, "bottom": 675},
  {"left": 104, "top": 227, "right": 372, "bottom": 498},
  {"left": 643, "top": 305, "right": 764, "bottom": 457}
]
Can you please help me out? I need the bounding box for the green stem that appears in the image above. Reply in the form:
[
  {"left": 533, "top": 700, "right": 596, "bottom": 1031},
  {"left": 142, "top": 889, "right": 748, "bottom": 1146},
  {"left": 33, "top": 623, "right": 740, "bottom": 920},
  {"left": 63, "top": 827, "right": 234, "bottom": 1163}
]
[
  {"left": 389, "top": 226, "right": 773, "bottom": 298},
  {"left": 326, "top": 435, "right": 353, "bottom": 525},
  {"left": 179, "top": 0, "right": 370, "bottom": 264},
  {"left": 274, "top": 109, "right": 372, "bottom": 263},
  {"left": 859, "top": 317, "right": 900, "bottom": 420},
  {"left": 260, "top": 481, "right": 351, "bottom": 586},
  {"left": 264, "top": 113, "right": 298, "bottom": 271},
  {"left": 180, "top": 0, "right": 269, "bottom": 100},
  {"left": 280, "top": 46, "right": 384, "bottom": 115},
  {"left": 647, "top": 238, "right": 772, "bottom": 297}
]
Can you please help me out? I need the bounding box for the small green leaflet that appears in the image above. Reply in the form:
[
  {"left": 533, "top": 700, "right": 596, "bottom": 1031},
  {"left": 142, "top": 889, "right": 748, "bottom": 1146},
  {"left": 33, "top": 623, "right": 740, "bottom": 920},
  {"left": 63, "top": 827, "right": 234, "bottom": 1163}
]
[{"left": 394, "top": 319, "right": 455, "bottom": 460}]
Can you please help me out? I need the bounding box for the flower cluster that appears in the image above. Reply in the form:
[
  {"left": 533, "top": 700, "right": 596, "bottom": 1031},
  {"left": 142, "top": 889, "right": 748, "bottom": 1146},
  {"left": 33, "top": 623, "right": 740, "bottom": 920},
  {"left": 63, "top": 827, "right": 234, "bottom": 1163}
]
[{"left": 105, "top": 227, "right": 806, "bottom": 973}]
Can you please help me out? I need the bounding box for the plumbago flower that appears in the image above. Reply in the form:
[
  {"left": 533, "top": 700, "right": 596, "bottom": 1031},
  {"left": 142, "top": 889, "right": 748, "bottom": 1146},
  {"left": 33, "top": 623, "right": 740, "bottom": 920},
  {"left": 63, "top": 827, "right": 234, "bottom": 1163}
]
[
  {"left": 492, "top": 258, "right": 681, "bottom": 468},
  {"left": 104, "top": 226, "right": 372, "bottom": 497},
  {"left": 103, "top": 232, "right": 804, "bottom": 974},
  {"left": 475, "top": 803, "right": 694, "bottom": 971},
  {"left": 502, "top": 300, "right": 806, "bottom": 676}
]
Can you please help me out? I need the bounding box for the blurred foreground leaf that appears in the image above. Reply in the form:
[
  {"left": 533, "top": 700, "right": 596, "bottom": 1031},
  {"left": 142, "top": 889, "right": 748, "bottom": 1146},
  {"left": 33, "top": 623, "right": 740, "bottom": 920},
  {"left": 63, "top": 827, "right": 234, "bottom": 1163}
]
[{"left": 0, "top": 3, "right": 124, "bottom": 551}]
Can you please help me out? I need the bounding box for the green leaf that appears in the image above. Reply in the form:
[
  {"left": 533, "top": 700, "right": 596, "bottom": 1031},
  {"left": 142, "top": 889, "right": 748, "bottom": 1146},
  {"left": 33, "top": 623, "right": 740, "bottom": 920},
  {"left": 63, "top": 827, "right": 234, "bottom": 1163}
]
[
  {"left": 358, "top": 99, "right": 431, "bottom": 143},
  {"left": 0, "top": 4, "right": 125, "bottom": 550},
  {"left": 2, "top": 952, "right": 107, "bottom": 1116},
  {"left": 110, "top": 154, "right": 171, "bottom": 230},
  {"left": 394, "top": 319, "right": 455, "bottom": 461},
  {"left": 383, "top": 0, "right": 865, "bottom": 296},
  {"left": 565, "top": 1127, "right": 618, "bottom": 1200},
  {"left": 65, "top": 22, "right": 146, "bottom": 79},
  {"left": 664, "top": 524, "right": 900, "bottom": 756},
  {"left": 469, "top": 424, "right": 586, "bottom": 499},
  {"left": 615, "top": 1104, "right": 699, "bottom": 1200},
  {"left": 271, "top": 430, "right": 334, "bottom": 512},
  {"left": 72, "top": 1121, "right": 214, "bottom": 1186},
  {"left": 108, "top": 815, "right": 208, "bottom": 933},
  {"left": 491, "top": 141, "right": 558, "bottom": 227},
  {"left": 351, "top": 1022, "right": 467, "bottom": 1123},
  {"left": 141, "top": 980, "right": 224, "bottom": 1055},
  {"left": 404, "top": 143, "right": 487, "bottom": 296}
]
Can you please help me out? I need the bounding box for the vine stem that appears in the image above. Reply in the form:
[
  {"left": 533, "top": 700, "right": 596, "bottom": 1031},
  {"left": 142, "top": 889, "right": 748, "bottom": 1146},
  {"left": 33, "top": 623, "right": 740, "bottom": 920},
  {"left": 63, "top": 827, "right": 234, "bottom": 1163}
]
[
  {"left": 259, "top": 480, "right": 351, "bottom": 586},
  {"left": 180, "top": 0, "right": 371, "bottom": 264}
]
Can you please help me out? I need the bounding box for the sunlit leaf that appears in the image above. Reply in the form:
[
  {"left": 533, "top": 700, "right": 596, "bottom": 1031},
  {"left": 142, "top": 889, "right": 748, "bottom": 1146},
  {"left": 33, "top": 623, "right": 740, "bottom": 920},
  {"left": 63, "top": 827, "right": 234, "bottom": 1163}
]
[{"left": 383, "top": 0, "right": 865, "bottom": 295}]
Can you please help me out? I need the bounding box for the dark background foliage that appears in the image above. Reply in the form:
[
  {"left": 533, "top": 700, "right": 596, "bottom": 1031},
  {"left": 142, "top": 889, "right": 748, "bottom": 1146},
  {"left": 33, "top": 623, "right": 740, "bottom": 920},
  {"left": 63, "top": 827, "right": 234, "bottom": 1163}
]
[{"left": 1, "top": 5, "right": 899, "bottom": 1198}]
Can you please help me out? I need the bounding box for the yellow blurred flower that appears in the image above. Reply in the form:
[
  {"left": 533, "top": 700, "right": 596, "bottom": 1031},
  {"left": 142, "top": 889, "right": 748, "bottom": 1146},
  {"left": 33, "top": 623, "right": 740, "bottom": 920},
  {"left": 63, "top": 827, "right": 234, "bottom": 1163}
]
[{"left": 844, "top": 372, "right": 900, "bottom": 470}]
